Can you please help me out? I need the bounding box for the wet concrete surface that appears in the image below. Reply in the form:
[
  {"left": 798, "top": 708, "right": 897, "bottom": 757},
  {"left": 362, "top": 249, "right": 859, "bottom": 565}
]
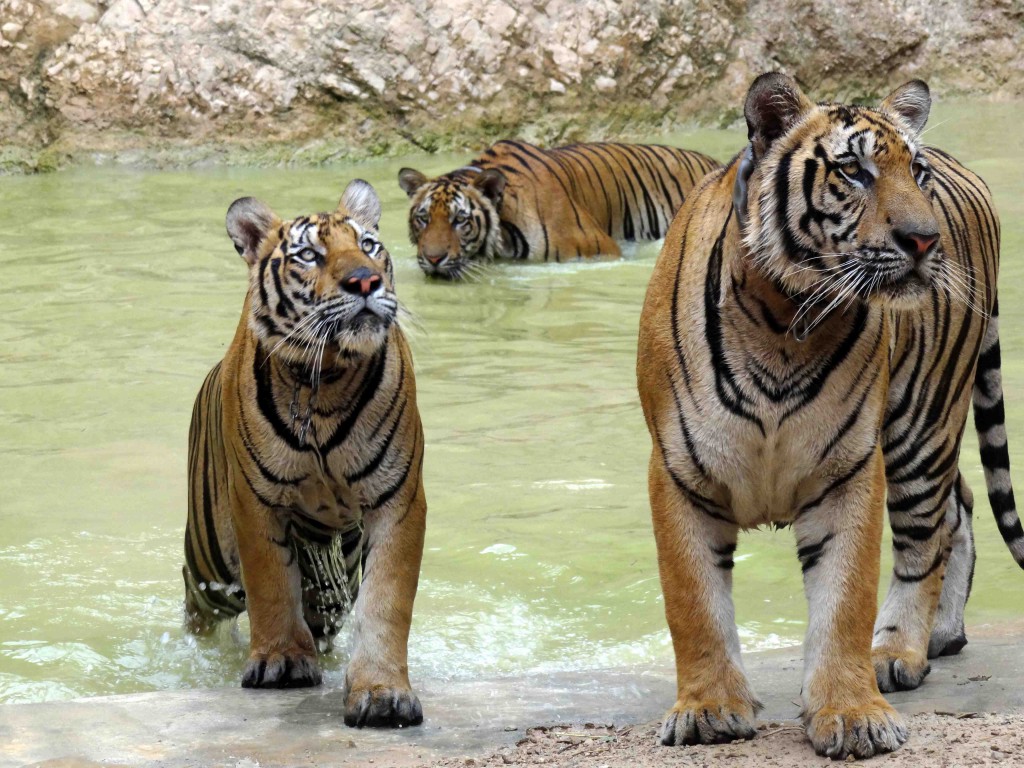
[{"left": 2, "top": 626, "right": 1022, "bottom": 768}]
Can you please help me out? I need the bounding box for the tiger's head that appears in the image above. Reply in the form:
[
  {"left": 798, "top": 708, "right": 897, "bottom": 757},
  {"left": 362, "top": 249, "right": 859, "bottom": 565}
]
[
  {"left": 398, "top": 167, "right": 506, "bottom": 280},
  {"left": 226, "top": 179, "right": 398, "bottom": 361},
  {"left": 735, "top": 73, "right": 942, "bottom": 311}
]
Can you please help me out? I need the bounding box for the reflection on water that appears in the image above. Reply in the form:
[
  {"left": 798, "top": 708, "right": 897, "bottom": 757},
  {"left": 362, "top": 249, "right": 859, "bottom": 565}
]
[{"left": 1, "top": 101, "right": 1022, "bottom": 702}]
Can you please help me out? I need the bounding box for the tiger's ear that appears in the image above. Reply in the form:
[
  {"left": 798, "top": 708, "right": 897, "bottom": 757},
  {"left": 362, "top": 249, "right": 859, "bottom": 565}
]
[
  {"left": 226, "top": 197, "right": 279, "bottom": 267},
  {"left": 339, "top": 179, "right": 382, "bottom": 231},
  {"left": 880, "top": 80, "right": 931, "bottom": 136},
  {"left": 473, "top": 169, "right": 506, "bottom": 205},
  {"left": 398, "top": 168, "right": 428, "bottom": 197},
  {"left": 744, "top": 72, "right": 813, "bottom": 160}
]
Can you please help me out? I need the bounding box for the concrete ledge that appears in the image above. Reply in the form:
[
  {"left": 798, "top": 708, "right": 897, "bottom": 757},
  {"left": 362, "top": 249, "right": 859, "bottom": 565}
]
[{"left": 3, "top": 629, "right": 1022, "bottom": 768}]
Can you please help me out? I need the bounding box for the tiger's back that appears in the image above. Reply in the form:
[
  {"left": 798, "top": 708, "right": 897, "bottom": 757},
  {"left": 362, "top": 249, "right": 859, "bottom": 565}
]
[{"left": 478, "top": 140, "right": 720, "bottom": 260}]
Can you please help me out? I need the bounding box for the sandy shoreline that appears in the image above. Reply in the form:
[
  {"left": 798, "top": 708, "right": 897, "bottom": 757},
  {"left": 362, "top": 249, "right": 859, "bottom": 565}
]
[
  {"left": 3, "top": 626, "right": 1023, "bottom": 767},
  {"left": 426, "top": 714, "right": 1024, "bottom": 767}
]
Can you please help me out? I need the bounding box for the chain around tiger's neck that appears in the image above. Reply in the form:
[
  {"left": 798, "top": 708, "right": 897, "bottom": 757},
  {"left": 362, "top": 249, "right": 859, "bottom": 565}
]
[{"left": 257, "top": 342, "right": 353, "bottom": 447}]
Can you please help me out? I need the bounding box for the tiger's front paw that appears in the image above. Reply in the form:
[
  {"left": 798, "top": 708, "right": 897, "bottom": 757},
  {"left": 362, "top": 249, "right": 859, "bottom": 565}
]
[
  {"left": 241, "top": 648, "right": 322, "bottom": 689},
  {"left": 659, "top": 700, "right": 758, "bottom": 746},
  {"left": 805, "top": 699, "right": 907, "bottom": 759},
  {"left": 872, "top": 646, "right": 930, "bottom": 692},
  {"left": 344, "top": 685, "right": 423, "bottom": 728}
]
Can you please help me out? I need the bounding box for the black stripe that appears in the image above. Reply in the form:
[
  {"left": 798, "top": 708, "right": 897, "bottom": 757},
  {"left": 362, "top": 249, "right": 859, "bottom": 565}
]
[
  {"left": 797, "top": 533, "right": 834, "bottom": 573},
  {"left": 320, "top": 345, "right": 390, "bottom": 454}
]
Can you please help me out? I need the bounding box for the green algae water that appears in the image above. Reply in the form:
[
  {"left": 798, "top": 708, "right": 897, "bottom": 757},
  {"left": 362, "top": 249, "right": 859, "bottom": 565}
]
[{"left": 1, "top": 101, "right": 1022, "bottom": 703}]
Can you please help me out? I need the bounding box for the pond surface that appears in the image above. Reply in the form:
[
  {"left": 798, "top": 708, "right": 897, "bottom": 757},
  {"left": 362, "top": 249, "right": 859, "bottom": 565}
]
[{"left": 1, "top": 101, "right": 1022, "bottom": 703}]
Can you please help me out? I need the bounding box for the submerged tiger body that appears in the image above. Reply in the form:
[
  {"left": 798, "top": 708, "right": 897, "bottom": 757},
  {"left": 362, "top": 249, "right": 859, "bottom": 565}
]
[
  {"left": 637, "top": 74, "right": 1022, "bottom": 759},
  {"left": 399, "top": 140, "right": 720, "bottom": 279},
  {"left": 184, "top": 180, "right": 427, "bottom": 728}
]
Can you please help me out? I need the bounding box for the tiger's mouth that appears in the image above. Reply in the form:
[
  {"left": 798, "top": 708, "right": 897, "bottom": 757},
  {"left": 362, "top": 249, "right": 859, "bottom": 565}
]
[
  {"left": 418, "top": 242, "right": 486, "bottom": 280},
  {"left": 341, "top": 304, "right": 393, "bottom": 331},
  {"left": 315, "top": 299, "right": 396, "bottom": 351},
  {"left": 329, "top": 311, "right": 392, "bottom": 355},
  {"left": 421, "top": 258, "right": 472, "bottom": 280},
  {"left": 861, "top": 250, "right": 938, "bottom": 306}
]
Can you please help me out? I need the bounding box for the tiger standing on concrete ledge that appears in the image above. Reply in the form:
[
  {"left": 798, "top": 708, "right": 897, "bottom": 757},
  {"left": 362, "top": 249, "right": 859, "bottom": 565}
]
[
  {"left": 398, "top": 140, "right": 720, "bottom": 279},
  {"left": 183, "top": 180, "right": 427, "bottom": 728},
  {"left": 637, "top": 73, "right": 1022, "bottom": 759}
]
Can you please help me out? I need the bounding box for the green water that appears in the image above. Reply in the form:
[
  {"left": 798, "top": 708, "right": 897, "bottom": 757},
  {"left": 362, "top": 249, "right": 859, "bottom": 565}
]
[{"left": 1, "top": 102, "right": 1022, "bottom": 703}]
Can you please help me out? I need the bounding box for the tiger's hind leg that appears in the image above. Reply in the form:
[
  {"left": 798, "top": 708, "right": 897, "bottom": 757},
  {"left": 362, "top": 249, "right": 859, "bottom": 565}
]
[
  {"left": 872, "top": 467, "right": 958, "bottom": 692},
  {"left": 567, "top": 208, "right": 621, "bottom": 261},
  {"left": 184, "top": 361, "right": 246, "bottom": 635},
  {"left": 182, "top": 565, "right": 244, "bottom": 635},
  {"left": 928, "top": 473, "right": 976, "bottom": 658},
  {"left": 539, "top": 201, "right": 622, "bottom": 262}
]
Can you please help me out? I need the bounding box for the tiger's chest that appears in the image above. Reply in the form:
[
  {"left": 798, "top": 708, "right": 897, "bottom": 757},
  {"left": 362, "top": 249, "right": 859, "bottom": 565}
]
[
  {"left": 671, "top": 303, "right": 888, "bottom": 528},
  {"left": 246, "top": 444, "right": 365, "bottom": 531},
  {"left": 234, "top": 392, "right": 395, "bottom": 532},
  {"left": 292, "top": 457, "right": 363, "bottom": 525},
  {"left": 690, "top": 408, "right": 849, "bottom": 528}
]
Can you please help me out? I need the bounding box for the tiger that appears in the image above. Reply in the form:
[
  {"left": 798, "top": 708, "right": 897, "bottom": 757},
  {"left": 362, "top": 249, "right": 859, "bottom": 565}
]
[
  {"left": 183, "top": 179, "right": 427, "bottom": 729},
  {"left": 636, "top": 72, "right": 1022, "bottom": 759},
  {"left": 398, "top": 140, "right": 720, "bottom": 279}
]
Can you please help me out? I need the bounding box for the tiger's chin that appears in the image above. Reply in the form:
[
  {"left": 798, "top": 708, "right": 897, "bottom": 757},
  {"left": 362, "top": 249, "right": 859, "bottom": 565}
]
[
  {"left": 867, "top": 269, "right": 936, "bottom": 311},
  {"left": 334, "top": 314, "right": 393, "bottom": 356},
  {"left": 421, "top": 259, "right": 473, "bottom": 281}
]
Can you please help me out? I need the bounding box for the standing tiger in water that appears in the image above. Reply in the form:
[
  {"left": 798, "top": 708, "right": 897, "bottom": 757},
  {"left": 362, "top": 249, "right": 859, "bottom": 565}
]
[
  {"left": 184, "top": 180, "right": 427, "bottom": 728},
  {"left": 398, "top": 140, "right": 720, "bottom": 279},
  {"left": 637, "top": 73, "right": 1022, "bottom": 759}
]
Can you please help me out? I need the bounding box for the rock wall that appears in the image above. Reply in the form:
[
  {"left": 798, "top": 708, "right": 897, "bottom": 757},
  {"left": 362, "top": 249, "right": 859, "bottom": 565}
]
[{"left": 1, "top": 0, "right": 1022, "bottom": 170}]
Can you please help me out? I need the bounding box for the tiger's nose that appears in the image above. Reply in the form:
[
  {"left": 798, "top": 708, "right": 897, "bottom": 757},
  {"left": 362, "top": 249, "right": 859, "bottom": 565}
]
[
  {"left": 341, "top": 267, "right": 382, "bottom": 296},
  {"left": 424, "top": 253, "right": 447, "bottom": 267},
  {"left": 894, "top": 228, "right": 939, "bottom": 261}
]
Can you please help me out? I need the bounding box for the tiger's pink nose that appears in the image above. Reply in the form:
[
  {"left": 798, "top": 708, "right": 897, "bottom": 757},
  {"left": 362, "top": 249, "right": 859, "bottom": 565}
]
[
  {"left": 341, "top": 267, "right": 382, "bottom": 296},
  {"left": 894, "top": 229, "right": 939, "bottom": 261},
  {"left": 424, "top": 253, "right": 447, "bottom": 267}
]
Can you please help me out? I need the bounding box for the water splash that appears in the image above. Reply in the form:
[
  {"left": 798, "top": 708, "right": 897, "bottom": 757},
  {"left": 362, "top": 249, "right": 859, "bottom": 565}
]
[{"left": 295, "top": 528, "right": 360, "bottom": 651}]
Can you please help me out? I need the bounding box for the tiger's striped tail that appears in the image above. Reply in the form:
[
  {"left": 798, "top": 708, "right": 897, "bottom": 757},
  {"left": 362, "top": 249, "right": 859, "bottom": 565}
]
[{"left": 973, "top": 300, "right": 1024, "bottom": 567}]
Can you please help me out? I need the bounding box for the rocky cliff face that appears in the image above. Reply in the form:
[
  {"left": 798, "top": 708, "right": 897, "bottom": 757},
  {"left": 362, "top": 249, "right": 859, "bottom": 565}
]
[{"left": 1, "top": 0, "right": 1021, "bottom": 170}]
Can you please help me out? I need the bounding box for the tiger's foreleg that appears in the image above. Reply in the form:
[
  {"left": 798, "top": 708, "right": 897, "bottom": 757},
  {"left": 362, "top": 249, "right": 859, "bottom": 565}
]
[
  {"left": 798, "top": 446, "right": 908, "bottom": 759},
  {"left": 343, "top": 482, "right": 426, "bottom": 728},
  {"left": 872, "top": 471, "right": 955, "bottom": 691},
  {"left": 649, "top": 453, "right": 760, "bottom": 747},
  {"left": 231, "top": 488, "right": 322, "bottom": 689}
]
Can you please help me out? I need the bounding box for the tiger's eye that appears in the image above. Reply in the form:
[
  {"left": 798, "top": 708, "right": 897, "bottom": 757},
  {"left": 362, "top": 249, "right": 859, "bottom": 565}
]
[{"left": 840, "top": 161, "right": 862, "bottom": 178}]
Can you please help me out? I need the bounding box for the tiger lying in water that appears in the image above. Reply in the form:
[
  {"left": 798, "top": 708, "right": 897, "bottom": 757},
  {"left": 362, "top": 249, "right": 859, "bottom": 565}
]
[
  {"left": 637, "top": 74, "right": 1022, "bottom": 759},
  {"left": 183, "top": 180, "right": 427, "bottom": 728},
  {"left": 398, "top": 140, "right": 720, "bottom": 279}
]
